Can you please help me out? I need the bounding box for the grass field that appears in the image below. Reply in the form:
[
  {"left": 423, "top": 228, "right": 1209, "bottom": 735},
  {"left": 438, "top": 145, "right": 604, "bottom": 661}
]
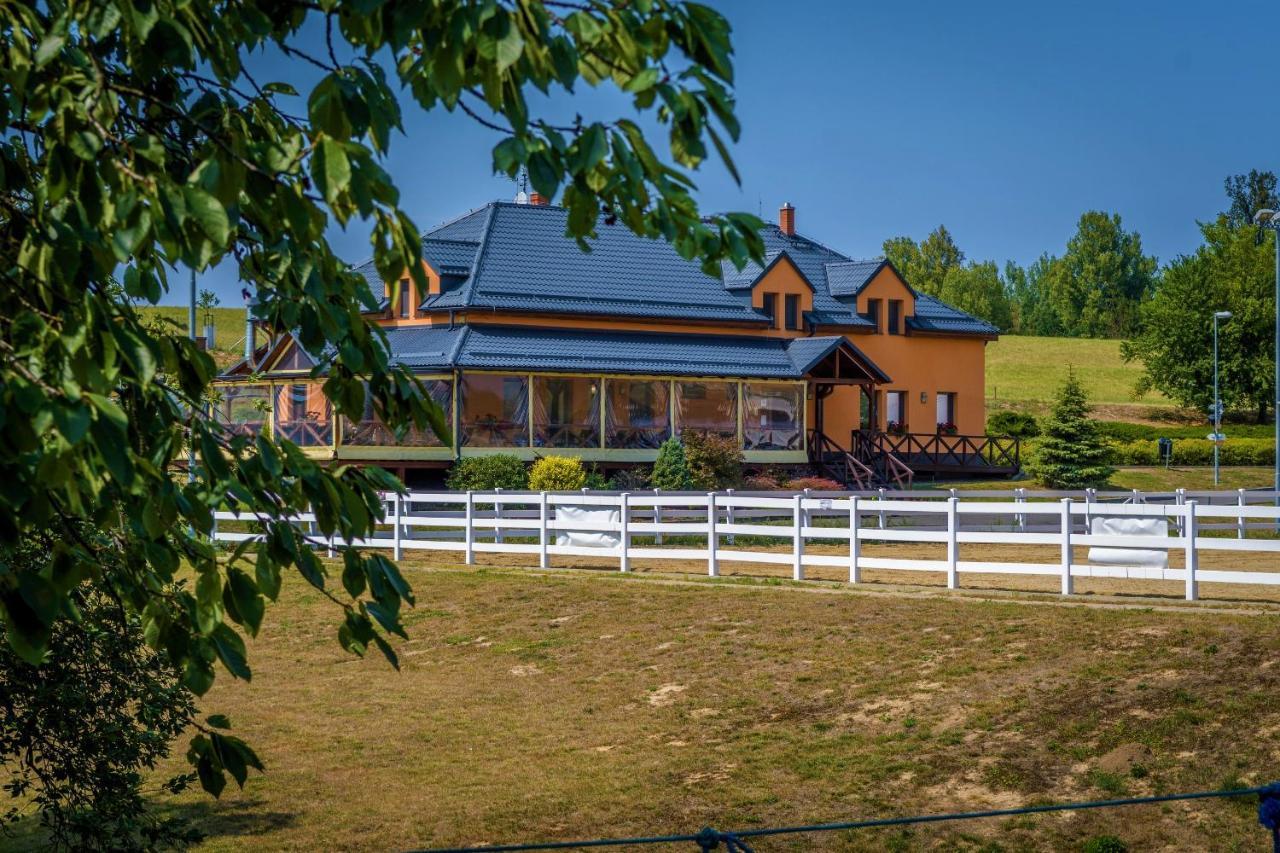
[
  {"left": 947, "top": 466, "right": 1275, "bottom": 493},
  {"left": 986, "top": 336, "right": 1170, "bottom": 417},
  {"left": 70, "top": 564, "right": 1274, "bottom": 853},
  {"left": 139, "top": 306, "right": 249, "bottom": 367}
]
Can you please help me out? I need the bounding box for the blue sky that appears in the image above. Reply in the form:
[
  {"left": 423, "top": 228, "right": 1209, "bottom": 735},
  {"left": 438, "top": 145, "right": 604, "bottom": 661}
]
[{"left": 184, "top": 1, "right": 1280, "bottom": 306}]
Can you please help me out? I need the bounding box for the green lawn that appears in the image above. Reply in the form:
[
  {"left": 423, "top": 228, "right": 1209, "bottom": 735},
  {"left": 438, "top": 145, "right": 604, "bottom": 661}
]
[
  {"left": 139, "top": 306, "right": 249, "bottom": 364},
  {"left": 986, "top": 335, "right": 1169, "bottom": 412},
  {"left": 945, "top": 466, "right": 1273, "bottom": 493}
]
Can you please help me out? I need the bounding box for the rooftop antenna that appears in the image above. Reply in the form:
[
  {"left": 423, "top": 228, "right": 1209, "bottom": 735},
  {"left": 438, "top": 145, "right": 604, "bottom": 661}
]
[{"left": 513, "top": 165, "right": 529, "bottom": 204}]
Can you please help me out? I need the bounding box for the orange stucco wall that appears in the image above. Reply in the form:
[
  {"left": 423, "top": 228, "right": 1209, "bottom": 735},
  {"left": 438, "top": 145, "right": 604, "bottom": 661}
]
[{"left": 749, "top": 257, "right": 814, "bottom": 336}]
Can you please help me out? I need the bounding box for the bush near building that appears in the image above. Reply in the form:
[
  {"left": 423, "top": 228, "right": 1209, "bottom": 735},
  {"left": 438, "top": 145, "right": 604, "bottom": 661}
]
[
  {"left": 1030, "top": 370, "right": 1115, "bottom": 488},
  {"left": 651, "top": 437, "right": 694, "bottom": 491},
  {"left": 681, "top": 430, "right": 744, "bottom": 491},
  {"left": 445, "top": 455, "right": 529, "bottom": 491},
  {"left": 987, "top": 410, "right": 1040, "bottom": 439},
  {"left": 528, "top": 457, "right": 588, "bottom": 491}
]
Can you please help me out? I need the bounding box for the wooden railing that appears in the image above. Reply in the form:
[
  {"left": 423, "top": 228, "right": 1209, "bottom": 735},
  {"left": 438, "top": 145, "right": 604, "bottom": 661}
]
[
  {"left": 854, "top": 429, "right": 1020, "bottom": 475},
  {"left": 807, "top": 430, "right": 876, "bottom": 490}
]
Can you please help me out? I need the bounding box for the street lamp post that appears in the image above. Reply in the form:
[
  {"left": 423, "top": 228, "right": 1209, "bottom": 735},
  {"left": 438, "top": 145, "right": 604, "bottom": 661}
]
[
  {"left": 1212, "top": 310, "right": 1232, "bottom": 486},
  {"left": 1253, "top": 209, "right": 1280, "bottom": 513}
]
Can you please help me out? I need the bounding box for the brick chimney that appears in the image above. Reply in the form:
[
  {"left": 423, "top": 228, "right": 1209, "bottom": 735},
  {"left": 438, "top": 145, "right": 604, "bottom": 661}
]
[
  {"left": 779, "top": 202, "right": 796, "bottom": 236},
  {"left": 529, "top": 191, "right": 549, "bottom": 206}
]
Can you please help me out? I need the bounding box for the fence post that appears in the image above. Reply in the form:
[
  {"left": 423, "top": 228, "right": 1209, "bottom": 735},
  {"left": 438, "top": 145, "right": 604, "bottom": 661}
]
[
  {"left": 1016, "top": 487, "right": 1026, "bottom": 532},
  {"left": 877, "top": 487, "right": 886, "bottom": 530},
  {"left": 849, "top": 496, "right": 860, "bottom": 584},
  {"left": 619, "top": 492, "right": 631, "bottom": 573},
  {"left": 802, "top": 487, "right": 812, "bottom": 527},
  {"left": 1237, "top": 488, "right": 1247, "bottom": 540},
  {"left": 792, "top": 494, "right": 804, "bottom": 581},
  {"left": 946, "top": 496, "right": 959, "bottom": 590},
  {"left": 653, "top": 488, "right": 663, "bottom": 545},
  {"left": 538, "top": 491, "right": 549, "bottom": 569},
  {"left": 326, "top": 531, "right": 335, "bottom": 559},
  {"left": 707, "top": 492, "right": 718, "bottom": 577},
  {"left": 392, "top": 493, "right": 403, "bottom": 562},
  {"left": 1184, "top": 499, "right": 1198, "bottom": 601},
  {"left": 494, "top": 487, "right": 503, "bottom": 544},
  {"left": 725, "top": 488, "right": 736, "bottom": 545},
  {"left": 464, "top": 490, "right": 474, "bottom": 566},
  {"left": 1060, "top": 498, "right": 1073, "bottom": 595},
  {"left": 1084, "top": 487, "right": 1095, "bottom": 532},
  {"left": 1174, "top": 487, "right": 1186, "bottom": 535}
]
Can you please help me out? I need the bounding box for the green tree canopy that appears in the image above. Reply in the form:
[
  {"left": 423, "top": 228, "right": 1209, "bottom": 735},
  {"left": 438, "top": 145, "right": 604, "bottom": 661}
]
[
  {"left": 1122, "top": 217, "right": 1275, "bottom": 422},
  {"left": 882, "top": 225, "right": 964, "bottom": 297},
  {"left": 884, "top": 226, "right": 1015, "bottom": 330},
  {"left": 938, "top": 260, "right": 1013, "bottom": 332},
  {"left": 1223, "top": 169, "right": 1279, "bottom": 227},
  {"left": 0, "top": 0, "right": 758, "bottom": 801},
  {"left": 1039, "top": 211, "right": 1157, "bottom": 338}
]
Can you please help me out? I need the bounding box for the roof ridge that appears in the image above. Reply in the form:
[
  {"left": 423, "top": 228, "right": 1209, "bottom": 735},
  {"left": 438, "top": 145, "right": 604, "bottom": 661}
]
[
  {"left": 458, "top": 203, "right": 500, "bottom": 305},
  {"left": 423, "top": 202, "right": 495, "bottom": 237},
  {"left": 422, "top": 236, "right": 480, "bottom": 246}
]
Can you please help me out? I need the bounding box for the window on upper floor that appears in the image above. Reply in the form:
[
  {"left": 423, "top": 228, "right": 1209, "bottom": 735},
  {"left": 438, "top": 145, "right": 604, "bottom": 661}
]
[
  {"left": 784, "top": 294, "right": 800, "bottom": 331},
  {"left": 398, "top": 278, "right": 411, "bottom": 318},
  {"left": 888, "top": 299, "right": 903, "bottom": 335},
  {"left": 761, "top": 293, "right": 777, "bottom": 327},
  {"left": 866, "top": 298, "right": 882, "bottom": 332}
]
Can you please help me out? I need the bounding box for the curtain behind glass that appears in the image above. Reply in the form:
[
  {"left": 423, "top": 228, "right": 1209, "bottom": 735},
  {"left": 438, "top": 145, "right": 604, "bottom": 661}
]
[
  {"left": 533, "top": 377, "right": 600, "bottom": 448},
  {"left": 273, "top": 383, "right": 332, "bottom": 447},
  {"left": 605, "top": 379, "right": 670, "bottom": 448},
  {"left": 342, "top": 380, "right": 451, "bottom": 446},
  {"left": 460, "top": 374, "right": 529, "bottom": 447},
  {"left": 218, "top": 385, "right": 269, "bottom": 437},
  {"left": 743, "top": 383, "right": 802, "bottom": 450},
  {"left": 674, "top": 381, "right": 737, "bottom": 441}
]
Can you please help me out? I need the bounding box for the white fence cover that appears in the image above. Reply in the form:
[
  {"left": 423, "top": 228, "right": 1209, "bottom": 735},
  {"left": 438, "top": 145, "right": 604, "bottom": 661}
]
[
  {"left": 1088, "top": 515, "right": 1169, "bottom": 568},
  {"left": 555, "top": 505, "right": 621, "bottom": 549}
]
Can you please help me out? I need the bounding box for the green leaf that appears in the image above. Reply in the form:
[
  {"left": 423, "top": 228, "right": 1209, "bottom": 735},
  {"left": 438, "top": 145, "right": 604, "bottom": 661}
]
[
  {"left": 223, "top": 567, "right": 264, "bottom": 636},
  {"left": 211, "top": 624, "right": 251, "bottom": 680},
  {"left": 313, "top": 138, "right": 351, "bottom": 205},
  {"left": 183, "top": 187, "right": 231, "bottom": 245}
]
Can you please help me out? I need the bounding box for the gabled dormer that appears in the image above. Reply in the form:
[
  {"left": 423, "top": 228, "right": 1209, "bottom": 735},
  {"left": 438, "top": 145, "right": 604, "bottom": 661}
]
[
  {"left": 825, "top": 258, "right": 915, "bottom": 335},
  {"left": 724, "top": 249, "right": 816, "bottom": 335}
]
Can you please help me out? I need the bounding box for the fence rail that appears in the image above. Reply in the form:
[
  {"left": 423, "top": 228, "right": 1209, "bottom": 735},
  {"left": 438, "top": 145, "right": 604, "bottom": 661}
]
[{"left": 212, "top": 488, "right": 1280, "bottom": 602}]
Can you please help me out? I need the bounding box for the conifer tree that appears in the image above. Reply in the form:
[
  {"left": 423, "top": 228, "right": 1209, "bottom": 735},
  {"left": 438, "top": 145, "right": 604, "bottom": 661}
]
[
  {"left": 651, "top": 437, "right": 694, "bottom": 491},
  {"left": 1031, "top": 369, "right": 1115, "bottom": 488}
]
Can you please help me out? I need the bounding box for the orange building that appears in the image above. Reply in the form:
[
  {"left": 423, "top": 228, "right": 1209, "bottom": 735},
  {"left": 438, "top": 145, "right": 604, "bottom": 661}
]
[{"left": 218, "top": 199, "right": 1018, "bottom": 486}]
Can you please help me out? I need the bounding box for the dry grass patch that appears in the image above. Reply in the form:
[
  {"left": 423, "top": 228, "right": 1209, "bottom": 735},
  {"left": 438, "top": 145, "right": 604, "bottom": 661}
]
[{"left": 125, "top": 564, "right": 1280, "bottom": 852}]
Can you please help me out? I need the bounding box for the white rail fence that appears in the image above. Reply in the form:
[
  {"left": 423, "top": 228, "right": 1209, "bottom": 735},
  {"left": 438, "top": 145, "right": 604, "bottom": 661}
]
[{"left": 212, "top": 489, "right": 1280, "bottom": 602}]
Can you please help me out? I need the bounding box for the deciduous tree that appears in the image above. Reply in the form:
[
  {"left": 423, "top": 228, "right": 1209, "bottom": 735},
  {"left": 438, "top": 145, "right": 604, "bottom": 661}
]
[
  {"left": 1040, "top": 211, "right": 1157, "bottom": 338},
  {"left": 0, "top": 0, "right": 758, "bottom": 804}
]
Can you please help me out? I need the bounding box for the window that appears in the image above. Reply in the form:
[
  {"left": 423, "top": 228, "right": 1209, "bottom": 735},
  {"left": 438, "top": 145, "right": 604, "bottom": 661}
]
[
  {"left": 273, "top": 383, "right": 332, "bottom": 447},
  {"left": 217, "top": 384, "right": 270, "bottom": 438},
  {"left": 761, "top": 293, "right": 777, "bottom": 327},
  {"left": 888, "top": 299, "right": 903, "bottom": 335},
  {"left": 398, "top": 279, "right": 411, "bottom": 318},
  {"left": 885, "top": 390, "right": 908, "bottom": 432},
  {"left": 605, "top": 379, "right": 670, "bottom": 448},
  {"left": 866, "top": 298, "right": 881, "bottom": 332},
  {"left": 936, "top": 392, "right": 956, "bottom": 431},
  {"left": 533, "top": 377, "right": 600, "bottom": 448},
  {"left": 743, "top": 383, "right": 803, "bottom": 450},
  {"left": 675, "top": 381, "right": 738, "bottom": 440},
  {"left": 342, "top": 380, "right": 451, "bottom": 447},
  {"left": 460, "top": 374, "right": 528, "bottom": 447},
  {"left": 784, "top": 294, "right": 800, "bottom": 331}
]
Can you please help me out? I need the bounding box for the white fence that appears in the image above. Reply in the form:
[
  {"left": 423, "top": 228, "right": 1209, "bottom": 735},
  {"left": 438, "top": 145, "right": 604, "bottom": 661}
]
[{"left": 212, "top": 489, "right": 1280, "bottom": 602}]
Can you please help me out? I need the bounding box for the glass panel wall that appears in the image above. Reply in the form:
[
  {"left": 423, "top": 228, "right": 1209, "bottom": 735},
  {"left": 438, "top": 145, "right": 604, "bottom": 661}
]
[
  {"left": 605, "top": 379, "right": 670, "bottom": 449},
  {"left": 674, "top": 381, "right": 737, "bottom": 440},
  {"left": 743, "top": 383, "right": 803, "bottom": 450},
  {"left": 273, "top": 383, "right": 333, "bottom": 446},
  {"left": 533, "top": 377, "right": 600, "bottom": 448},
  {"left": 460, "top": 374, "right": 528, "bottom": 447},
  {"left": 342, "top": 379, "right": 452, "bottom": 447},
  {"left": 217, "top": 384, "right": 270, "bottom": 438}
]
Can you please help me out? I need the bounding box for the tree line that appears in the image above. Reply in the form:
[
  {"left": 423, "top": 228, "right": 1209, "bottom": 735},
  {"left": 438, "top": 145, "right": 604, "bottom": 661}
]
[{"left": 887, "top": 170, "right": 1279, "bottom": 421}]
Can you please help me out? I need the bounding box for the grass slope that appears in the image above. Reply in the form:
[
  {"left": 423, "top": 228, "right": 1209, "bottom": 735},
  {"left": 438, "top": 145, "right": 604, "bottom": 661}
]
[
  {"left": 138, "top": 306, "right": 249, "bottom": 367},
  {"left": 133, "top": 569, "right": 1279, "bottom": 852},
  {"left": 986, "top": 335, "right": 1168, "bottom": 412}
]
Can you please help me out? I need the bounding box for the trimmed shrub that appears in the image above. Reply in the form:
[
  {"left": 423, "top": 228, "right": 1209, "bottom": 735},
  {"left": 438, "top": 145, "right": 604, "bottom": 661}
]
[
  {"left": 651, "top": 436, "right": 693, "bottom": 491},
  {"left": 446, "top": 455, "right": 528, "bottom": 491},
  {"left": 784, "top": 476, "right": 843, "bottom": 492},
  {"left": 1098, "top": 420, "right": 1275, "bottom": 442},
  {"left": 743, "top": 474, "right": 782, "bottom": 491},
  {"left": 528, "top": 456, "right": 587, "bottom": 491},
  {"left": 1110, "top": 438, "right": 1274, "bottom": 467},
  {"left": 682, "top": 430, "right": 744, "bottom": 490},
  {"left": 987, "top": 410, "right": 1040, "bottom": 439}
]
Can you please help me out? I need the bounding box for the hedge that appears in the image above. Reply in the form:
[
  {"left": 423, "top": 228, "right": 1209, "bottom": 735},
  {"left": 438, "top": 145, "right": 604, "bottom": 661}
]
[
  {"left": 1096, "top": 421, "right": 1274, "bottom": 442},
  {"left": 1109, "top": 438, "right": 1274, "bottom": 466}
]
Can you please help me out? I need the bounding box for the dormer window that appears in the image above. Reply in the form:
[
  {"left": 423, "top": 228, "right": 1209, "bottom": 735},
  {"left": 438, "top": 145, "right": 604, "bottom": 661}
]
[
  {"left": 867, "top": 298, "right": 881, "bottom": 332},
  {"left": 762, "top": 293, "right": 777, "bottom": 327},
  {"left": 784, "top": 294, "right": 800, "bottom": 331},
  {"left": 888, "top": 299, "right": 903, "bottom": 335},
  {"left": 398, "top": 278, "right": 411, "bottom": 318}
]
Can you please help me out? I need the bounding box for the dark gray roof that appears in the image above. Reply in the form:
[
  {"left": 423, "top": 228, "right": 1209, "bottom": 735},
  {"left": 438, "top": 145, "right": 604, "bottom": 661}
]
[
  {"left": 825, "top": 259, "right": 887, "bottom": 297},
  {"left": 373, "top": 324, "right": 887, "bottom": 380},
  {"left": 908, "top": 293, "right": 1000, "bottom": 336},
  {"left": 356, "top": 201, "right": 995, "bottom": 337}
]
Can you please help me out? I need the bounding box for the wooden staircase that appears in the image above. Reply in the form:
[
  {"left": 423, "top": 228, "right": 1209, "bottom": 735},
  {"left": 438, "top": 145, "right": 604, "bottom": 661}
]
[{"left": 808, "top": 431, "right": 913, "bottom": 490}]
